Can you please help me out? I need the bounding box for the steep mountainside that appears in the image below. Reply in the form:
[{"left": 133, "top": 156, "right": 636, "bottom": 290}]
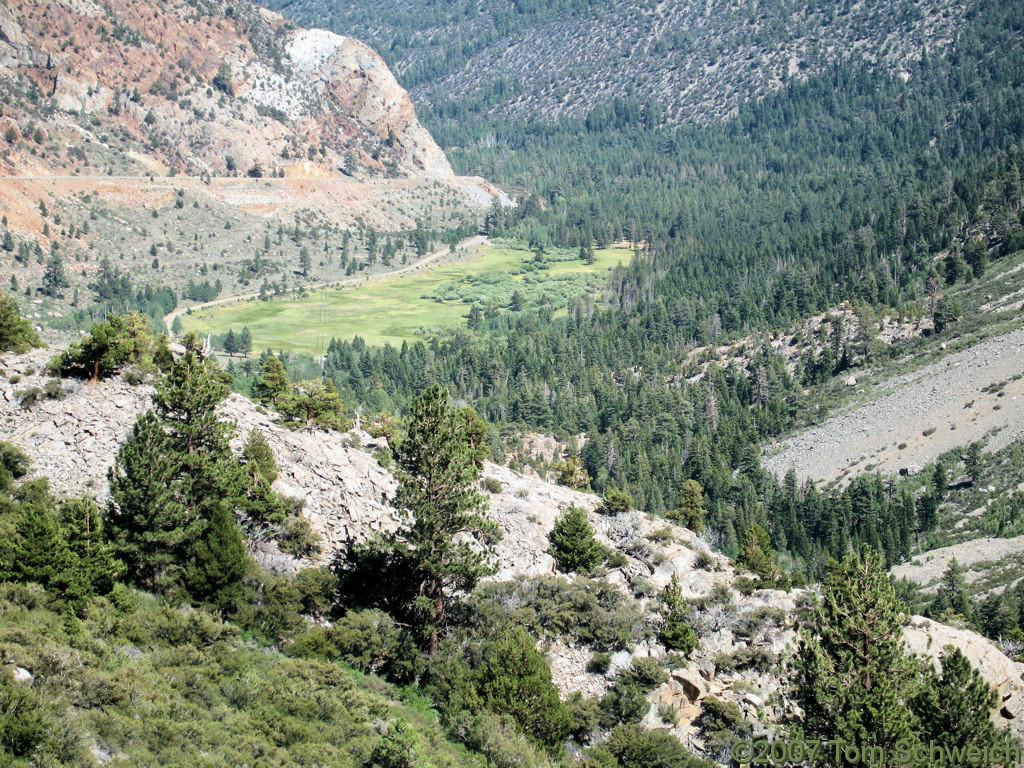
[
  {"left": 268, "top": 0, "right": 968, "bottom": 124},
  {"left": 0, "top": 0, "right": 449, "bottom": 178}
]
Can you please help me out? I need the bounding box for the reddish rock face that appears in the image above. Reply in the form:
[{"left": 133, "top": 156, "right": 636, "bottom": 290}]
[{"left": 0, "top": 0, "right": 451, "bottom": 179}]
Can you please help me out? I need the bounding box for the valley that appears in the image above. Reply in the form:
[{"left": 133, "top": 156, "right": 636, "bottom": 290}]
[
  {"left": 0, "top": 0, "right": 1023, "bottom": 765},
  {"left": 179, "top": 239, "right": 632, "bottom": 350}
]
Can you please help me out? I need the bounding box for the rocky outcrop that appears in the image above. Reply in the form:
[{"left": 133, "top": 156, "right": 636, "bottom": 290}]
[
  {"left": 905, "top": 616, "right": 1024, "bottom": 742},
  {"left": 763, "top": 325, "right": 1024, "bottom": 485},
  {"left": 0, "top": 0, "right": 451, "bottom": 180},
  {"left": 280, "top": 30, "right": 451, "bottom": 179},
  {"left": 0, "top": 8, "right": 48, "bottom": 68}
]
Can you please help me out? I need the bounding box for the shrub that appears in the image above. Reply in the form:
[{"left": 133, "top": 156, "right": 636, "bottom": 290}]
[
  {"left": 712, "top": 646, "right": 775, "bottom": 673},
  {"left": 597, "top": 488, "right": 633, "bottom": 515},
  {"left": 733, "top": 576, "right": 759, "bottom": 595},
  {"left": 278, "top": 517, "right": 322, "bottom": 558},
  {"left": 695, "top": 696, "right": 751, "bottom": 759},
  {"left": 482, "top": 477, "right": 503, "bottom": 494},
  {"left": 623, "top": 657, "right": 668, "bottom": 689},
  {"left": 289, "top": 608, "right": 420, "bottom": 683},
  {"left": 602, "top": 723, "right": 714, "bottom": 768},
  {"left": 695, "top": 550, "right": 716, "bottom": 570},
  {"left": 646, "top": 528, "right": 675, "bottom": 544},
  {"left": 461, "top": 712, "right": 553, "bottom": 768},
  {"left": 605, "top": 548, "right": 630, "bottom": 569},
  {"left": 471, "top": 576, "right": 650, "bottom": 651},
  {"left": 600, "top": 679, "right": 650, "bottom": 726},
  {"left": 657, "top": 702, "right": 678, "bottom": 726},
  {"left": 588, "top": 651, "right": 612, "bottom": 674},
  {"left": 374, "top": 445, "right": 393, "bottom": 469},
  {"left": 549, "top": 506, "right": 603, "bottom": 573},
  {"left": 731, "top": 606, "right": 786, "bottom": 642}
]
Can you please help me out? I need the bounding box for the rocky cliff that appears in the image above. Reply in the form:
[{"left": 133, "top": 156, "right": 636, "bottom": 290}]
[
  {"left": 0, "top": 0, "right": 450, "bottom": 179},
  {"left": 2, "top": 346, "right": 1022, "bottom": 760}
]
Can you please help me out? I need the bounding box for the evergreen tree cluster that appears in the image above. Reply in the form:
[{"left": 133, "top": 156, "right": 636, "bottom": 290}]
[{"left": 0, "top": 442, "right": 122, "bottom": 611}]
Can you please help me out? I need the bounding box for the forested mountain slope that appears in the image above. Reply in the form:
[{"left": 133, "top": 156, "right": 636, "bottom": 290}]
[
  {"left": 267, "top": 0, "right": 969, "bottom": 125},
  {"left": 2, "top": 340, "right": 1024, "bottom": 763}
]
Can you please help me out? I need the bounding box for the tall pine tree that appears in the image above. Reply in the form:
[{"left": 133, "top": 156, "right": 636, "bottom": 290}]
[
  {"left": 388, "top": 385, "right": 499, "bottom": 652},
  {"left": 792, "top": 546, "right": 918, "bottom": 765},
  {"left": 107, "top": 340, "right": 247, "bottom": 607},
  {"left": 910, "top": 647, "right": 1014, "bottom": 766}
]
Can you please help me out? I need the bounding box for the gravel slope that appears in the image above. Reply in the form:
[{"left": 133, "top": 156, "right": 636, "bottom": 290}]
[
  {"left": 763, "top": 326, "right": 1024, "bottom": 484},
  {"left": 890, "top": 536, "right": 1024, "bottom": 591}
]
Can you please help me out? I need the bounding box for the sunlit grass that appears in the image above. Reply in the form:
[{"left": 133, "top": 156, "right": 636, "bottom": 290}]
[{"left": 182, "top": 241, "right": 631, "bottom": 353}]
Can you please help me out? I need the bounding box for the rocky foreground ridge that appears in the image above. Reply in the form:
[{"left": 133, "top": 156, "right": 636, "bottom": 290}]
[{"left": 2, "top": 346, "right": 1023, "bottom": 757}]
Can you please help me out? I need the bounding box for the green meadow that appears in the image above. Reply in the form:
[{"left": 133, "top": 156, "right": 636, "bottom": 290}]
[{"left": 181, "top": 241, "right": 631, "bottom": 353}]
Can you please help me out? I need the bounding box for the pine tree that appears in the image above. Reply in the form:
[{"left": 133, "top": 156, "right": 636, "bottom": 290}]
[
  {"left": 658, "top": 574, "right": 697, "bottom": 654},
  {"left": 152, "top": 343, "right": 232, "bottom": 456},
  {"left": 477, "top": 626, "right": 572, "bottom": 750},
  {"left": 460, "top": 406, "right": 489, "bottom": 467},
  {"left": 108, "top": 346, "right": 247, "bottom": 604},
  {"left": 242, "top": 428, "right": 278, "bottom": 485},
  {"left": 0, "top": 290, "right": 41, "bottom": 353},
  {"left": 932, "top": 463, "right": 949, "bottom": 501},
  {"left": 41, "top": 251, "right": 69, "bottom": 297},
  {"left": 548, "top": 506, "right": 603, "bottom": 573},
  {"left": 56, "top": 497, "right": 124, "bottom": 604},
  {"left": 963, "top": 442, "right": 983, "bottom": 487},
  {"left": 279, "top": 378, "right": 349, "bottom": 432},
  {"left": 52, "top": 312, "right": 154, "bottom": 381},
  {"left": 669, "top": 479, "right": 706, "bottom": 532},
  {"left": 7, "top": 494, "right": 77, "bottom": 600},
  {"left": 223, "top": 328, "right": 238, "bottom": 356},
  {"left": 108, "top": 411, "right": 198, "bottom": 588},
  {"left": 181, "top": 502, "right": 247, "bottom": 609},
  {"left": 598, "top": 488, "right": 633, "bottom": 515},
  {"left": 390, "top": 385, "right": 499, "bottom": 652},
  {"left": 238, "top": 326, "right": 252, "bottom": 357},
  {"left": 792, "top": 546, "right": 918, "bottom": 764},
  {"left": 736, "top": 524, "right": 778, "bottom": 581},
  {"left": 936, "top": 558, "right": 972, "bottom": 621},
  {"left": 252, "top": 354, "right": 291, "bottom": 406},
  {"left": 911, "top": 647, "right": 1014, "bottom": 766}
]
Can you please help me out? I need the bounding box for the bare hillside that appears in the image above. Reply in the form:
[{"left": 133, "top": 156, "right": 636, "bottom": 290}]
[{"left": 763, "top": 324, "right": 1024, "bottom": 485}]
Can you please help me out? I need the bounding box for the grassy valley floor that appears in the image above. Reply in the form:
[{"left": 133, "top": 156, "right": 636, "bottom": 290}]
[{"left": 180, "top": 241, "right": 632, "bottom": 351}]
